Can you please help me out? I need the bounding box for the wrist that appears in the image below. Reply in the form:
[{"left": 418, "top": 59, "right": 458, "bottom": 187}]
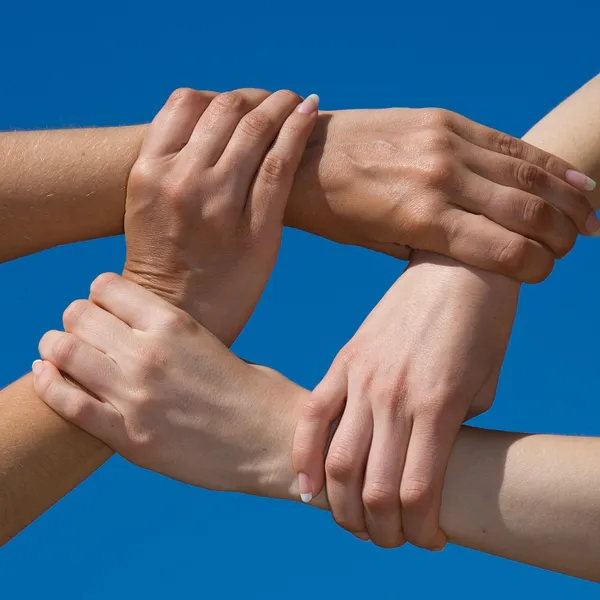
[
  {"left": 284, "top": 110, "right": 361, "bottom": 246},
  {"left": 244, "top": 366, "right": 330, "bottom": 510}
]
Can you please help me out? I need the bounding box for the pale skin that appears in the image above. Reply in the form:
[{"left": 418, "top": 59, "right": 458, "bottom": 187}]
[
  {"left": 33, "top": 273, "right": 600, "bottom": 583},
  {"left": 31, "top": 74, "right": 600, "bottom": 582},
  {"left": 292, "top": 74, "right": 600, "bottom": 551},
  {"left": 0, "top": 86, "right": 322, "bottom": 543},
  {"left": 0, "top": 78, "right": 598, "bottom": 548}
]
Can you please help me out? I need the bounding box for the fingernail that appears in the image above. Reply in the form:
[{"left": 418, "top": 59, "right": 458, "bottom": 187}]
[
  {"left": 566, "top": 169, "right": 597, "bottom": 192},
  {"left": 355, "top": 532, "right": 371, "bottom": 542},
  {"left": 32, "top": 359, "right": 44, "bottom": 375},
  {"left": 585, "top": 211, "right": 600, "bottom": 236},
  {"left": 297, "top": 94, "right": 320, "bottom": 115},
  {"left": 297, "top": 472, "right": 313, "bottom": 503}
]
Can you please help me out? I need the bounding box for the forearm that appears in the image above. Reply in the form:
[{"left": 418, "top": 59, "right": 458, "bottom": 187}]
[
  {"left": 0, "top": 126, "right": 143, "bottom": 263},
  {"left": 265, "top": 381, "right": 599, "bottom": 581},
  {"left": 0, "top": 112, "right": 334, "bottom": 264},
  {"left": 524, "top": 73, "right": 600, "bottom": 208},
  {"left": 0, "top": 375, "right": 112, "bottom": 544},
  {"left": 440, "top": 427, "right": 600, "bottom": 582}
]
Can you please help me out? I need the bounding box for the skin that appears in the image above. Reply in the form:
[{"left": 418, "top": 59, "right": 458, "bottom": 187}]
[
  {"left": 292, "top": 74, "right": 600, "bottom": 551},
  {"left": 1, "top": 77, "right": 599, "bottom": 545},
  {"left": 293, "top": 252, "right": 518, "bottom": 549},
  {"left": 34, "top": 273, "right": 600, "bottom": 583},
  {"left": 1, "top": 99, "right": 597, "bottom": 278},
  {"left": 31, "top": 74, "right": 600, "bottom": 582},
  {"left": 0, "top": 86, "right": 320, "bottom": 544}
]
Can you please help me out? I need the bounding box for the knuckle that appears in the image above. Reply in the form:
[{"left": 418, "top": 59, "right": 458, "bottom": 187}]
[
  {"left": 161, "top": 176, "right": 189, "bottom": 207},
  {"left": 417, "top": 387, "right": 458, "bottom": 418},
  {"left": 368, "top": 387, "right": 398, "bottom": 416},
  {"left": 496, "top": 132, "right": 524, "bottom": 159},
  {"left": 422, "top": 154, "right": 458, "bottom": 189},
  {"left": 132, "top": 341, "right": 169, "bottom": 377},
  {"left": 401, "top": 478, "right": 435, "bottom": 514},
  {"left": 259, "top": 153, "right": 291, "bottom": 185},
  {"left": 62, "top": 299, "right": 92, "bottom": 332},
  {"left": 61, "top": 392, "right": 92, "bottom": 423},
  {"left": 540, "top": 153, "right": 563, "bottom": 176},
  {"left": 127, "top": 160, "right": 157, "bottom": 193},
  {"left": 514, "top": 161, "right": 542, "bottom": 192},
  {"left": 335, "top": 344, "right": 358, "bottom": 371},
  {"left": 420, "top": 129, "right": 454, "bottom": 153},
  {"left": 325, "top": 447, "right": 357, "bottom": 483},
  {"left": 420, "top": 108, "right": 454, "bottom": 129},
  {"left": 212, "top": 90, "right": 246, "bottom": 114},
  {"left": 520, "top": 195, "right": 550, "bottom": 227},
  {"left": 301, "top": 395, "right": 329, "bottom": 420},
  {"left": 90, "top": 272, "right": 121, "bottom": 299},
  {"left": 167, "top": 87, "right": 199, "bottom": 107},
  {"left": 239, "top": 110, "right": 273, "bottom": 139},
  {"left": 362, "top": 482, "right": 398, "bottom": 513},
  {"left": 494, "top": 237, "right": 530, "bottom": 277},
  {"left": 157, "top": 306, "right": 196, "bottom": 333},
  {"left": 52, "top": 334, "right": 79, "bottom": 365}
]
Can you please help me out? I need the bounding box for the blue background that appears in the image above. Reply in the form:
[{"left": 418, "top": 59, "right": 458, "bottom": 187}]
[{"left": 1, "top": 0, "right": 599, "bottom": 597}]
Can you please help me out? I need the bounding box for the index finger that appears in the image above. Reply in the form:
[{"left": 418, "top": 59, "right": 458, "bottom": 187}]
[
  {"left": 141, "top": 88, "right": 215, "bottom": 159},
  {"left": 89, "top": 272, "right": 184, "bottom": 331}
]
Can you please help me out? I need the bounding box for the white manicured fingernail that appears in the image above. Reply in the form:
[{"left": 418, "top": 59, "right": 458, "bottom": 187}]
[
  {"left": 297, "top": 94, "right": 320, "bottom": 115},
  {"left": 32, "top": 360, "right": 44, "bottom": 375},
  {"left": 298, "top": 472, "right": 313, "bottom": 503}
]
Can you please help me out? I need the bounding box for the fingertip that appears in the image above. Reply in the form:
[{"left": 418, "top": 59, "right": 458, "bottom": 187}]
[
  {"left": 31, "top": 359, "right": 44, "bottom": 376},
  {"left": 298, "top": 472, "right": 313, "bottom": 503},
  {"left": 296, "top": 93, "right": 320, "bottom": 115}
]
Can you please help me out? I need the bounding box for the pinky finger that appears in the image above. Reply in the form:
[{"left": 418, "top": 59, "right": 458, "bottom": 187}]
[
  {"left": 440, "top": 209, "right": 555, "bottom": 284},
  {"left": 32, "top": 360, "right": 125, "bottom": 447},
  {"left": 248, "top": 94, "right": 320, "bottom": 228}
]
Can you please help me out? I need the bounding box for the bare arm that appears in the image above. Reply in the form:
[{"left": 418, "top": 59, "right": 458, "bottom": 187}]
[
  {"left": 440, "top": 427, "right": 600, "bottom": 581},
  {"left": 1, "top": 95, "right": 594, "bottom": 280},
  {"left": 0, "top": 126, "right": 143, "bottom": 263},
  {"left": 524, "top": 73, "right": 600, "bottom": 207},
  {"left": 0, "top": 375, "right": 112, "bottom": 543},
  {"left": 29, "top": 272, "right": 600, "bottom": 582},
  {"left": 290, "top": 408, "right": 600, "bottom": 581},
  {"left": 2, "top": 79, "right": 599, "bottom": 547}
]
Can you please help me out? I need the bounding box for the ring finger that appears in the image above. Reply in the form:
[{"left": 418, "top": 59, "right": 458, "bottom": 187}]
[
  {"left": 325, "top": 379, "right": 373, "bottom": 540},
  {"left": 362, "top": 406, "right": 410, "bottom": 547}
]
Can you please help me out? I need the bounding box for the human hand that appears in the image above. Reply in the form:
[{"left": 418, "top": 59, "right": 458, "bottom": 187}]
[
  {"left": 289, "top": 108, "right": 598, "bottom": 282},
  {"left": 123, "top": 87, "right": 319, "bottom": 345},
  {"left": 292, "top": 252, "right": 518, "bottom": 549},
  {"left": 32, "top": 274, "right": 303, "bottom": 497}
]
